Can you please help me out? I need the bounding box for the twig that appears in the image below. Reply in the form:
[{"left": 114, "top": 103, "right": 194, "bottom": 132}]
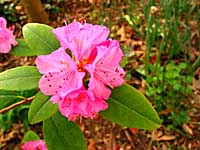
[
  {"left": 124, "top": 129, "right": 135, "bottom": 148},
  {"left": 109, "top": 124, "right": 116, "bottom": 150},
  {"left": 0, "top": 96, "right": 35, "bottom": 114},
  {"left": 0, "top": 57, "right": 16, "bottom": 67}
]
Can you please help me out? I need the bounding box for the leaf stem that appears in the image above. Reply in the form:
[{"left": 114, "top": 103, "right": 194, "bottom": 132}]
[{"left": 0, "top": 96, "right": 35, "bottom": 114}]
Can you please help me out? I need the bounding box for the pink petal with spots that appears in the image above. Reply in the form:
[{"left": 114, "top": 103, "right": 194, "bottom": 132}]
[
  {"left": 52, "top": 22, "right": 109, "bottom": 60},
  {"left": 84, "top": 39, "right": 124, "bottom": 100},
  {"left": 58, "top": 88, "right": 93, "bottom": 121},
  {"left": 36, "top": 47, "right": 76, "bottom": 74},
  {"left": 39, "top": 69, "right": 85, "bottom": 96},
  {"left": 94, "top": 66, "right": 125, "bottom": 87},
  {"left": 36, "top": 47, "right": 85, "bottom": 96},
  {"left": 91, "top": 39, "right": 125, "bottom": 88}
]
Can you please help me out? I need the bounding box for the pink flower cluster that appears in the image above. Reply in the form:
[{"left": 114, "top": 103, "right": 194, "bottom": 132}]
[
  {"left": 0, "top": 17, "right": 17, "bottom": 53},
  {"left": 21, "top": 140, "right": 47, "bottom": 150},
  {"left": 36, "top": 22, "right": 125, "bottom": 121}
]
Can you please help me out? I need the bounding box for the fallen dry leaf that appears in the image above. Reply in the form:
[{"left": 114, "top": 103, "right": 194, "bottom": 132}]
[
  {"left": 182, "top": 123, "right": 193, "bottom": 136},
  {"left": 156, "top": 135, "right": 176, "bottom": 141},
  {"left": 129, "top": 128, "right": 139, "bottom": 135},
  {"left": 88, "top": 138, "right": 96, "bottom": 150},
  {"left": 159, "top": 109, "right": 170, "bottom": 116},
  {"left": 150, "top": 130, "right": 163, "bottom": 141}
]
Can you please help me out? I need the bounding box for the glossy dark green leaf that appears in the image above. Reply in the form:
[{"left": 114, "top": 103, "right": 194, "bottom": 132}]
[
  {"left": 44, "top": 112, "right": 86, "bottom": 150},
  {"left": 28, "top": 92, "right": 57, "bottom": 124},
  {"left": 23, "top": 23, "right": 60, "bottom": 55},
  {"left": 10, "top": 39, "right": 36, "bottom": 56},
  {"left": 0, "top": 66, "right": 41, "bottom": 91},
  {"left": 101, "top": 84, "right": 161, "bottom": 130}
]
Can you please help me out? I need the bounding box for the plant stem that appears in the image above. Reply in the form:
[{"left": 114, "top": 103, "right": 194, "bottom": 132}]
[
  {"left": 190, "top": 56, "right": 200, "bottom": 74},
  {"left": 0, "top": 96, "right": 35, "bottom": 114}
]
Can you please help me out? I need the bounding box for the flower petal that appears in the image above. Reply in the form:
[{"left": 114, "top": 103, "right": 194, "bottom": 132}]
[
  {"left": 58, "top": 88, "right": 92, "bottom": 121},
  {"left": 21, "top": 140, "right": 47, "bottom": 150},
  {"left": 95, "top": 40, "right": 123, "bottom": 65},
  {"left": 36, "top": 47, "right": 76, "bottom": 74},
  {"left": 58, "top": 88, "right": 108, "bottom": 121},
  {"left": 94, "top": 66, "right": 125, "bottom": 87},
  {"left": 39, "top": 70, "right": 84, "bottom": 96},
  {"left": 0, "top": 17, "right": 6, "bottom": 28},
  {"left": 0, "top": 42, "right": 11, "bottom": 53},
  {"left": 53, "top": 22, "right": 109, "bottom": 60},
  {"left": 92, "top": 40, "right": 125, "bottom": 87},
  {"left": 91, "top": 96, "right": 108, "bottom": 113},
  {"left": 88, "top": 76, "right": 111, "bottom": 100},
  {"left": 0, "top": 27, "right": 17, "bottom": 53},
  {"left": 51, "top": 26, "right": 68, "bottom": 48}
]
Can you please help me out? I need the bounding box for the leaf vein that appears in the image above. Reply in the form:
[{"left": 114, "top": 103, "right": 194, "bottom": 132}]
[{"left": 110, "top": 98, "right": 160, "bottom": 125}]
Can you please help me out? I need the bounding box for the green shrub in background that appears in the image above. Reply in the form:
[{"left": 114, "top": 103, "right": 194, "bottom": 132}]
[
  {"left": 0, "top": 89, "right": 36, "bottom": 132},
  {"left": 144, "top": 61, "right": 192, "bottom": 129},
  {"left": 124, "top": 0, "right": 198, "bottom": 129},
  {"left": 0, "top": 0, "right": 18, "bottom": 23}
]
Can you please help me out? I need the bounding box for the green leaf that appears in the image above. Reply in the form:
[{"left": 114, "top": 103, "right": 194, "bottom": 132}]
[
  {"left": 0, "top": 90, "right": 20, "bottom": 109},
  {"left": 120, "top": 56, "right": 128, "bottom": 67},
  {"left": 101, "top": 84, "right": 161, "bottom": 130},
  {"left": 44, "top": 112, "right": 86, "bottom": 150},
  {"left": 0, "top": 66, "right": 41, "bottom": 91},
  {"left": 23, "top": 23, "right": 60, "bottom": 55},
  {"left": 10, "top": 39, "right": 36, "bottom": 56},
  {"left": 28, "top": 92, "right": 57, "bottom": 124},
  {"left": 22, "top": 130, "right": 40, "bottom": 143}
]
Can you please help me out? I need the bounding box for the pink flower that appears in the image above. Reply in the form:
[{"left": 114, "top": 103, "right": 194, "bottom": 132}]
[
  {"left": 0, "top": 17, "right": 17, "bottom": 53},
  {"left": 36, "top": 21, "right": 125, "bottom": 120},
  {"left": 52, "top": 21, "right": 109, "bottom": 61},
  {"left": 86, "top": 40, "right": 125, "bottom": 100},
  {"left": 21, "top": 140, "right": 47, "bottom": 150},
  {"left": 36, "top": 47, "right": 85, "bottom": 103},
  {"left": 58, "top": 87, "right": 108, "bottom": 121},
  {"left": 53, "top": 22, "right": 125, "bottom": 100}
]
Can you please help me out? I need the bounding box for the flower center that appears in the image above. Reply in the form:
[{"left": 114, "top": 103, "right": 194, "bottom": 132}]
[
  {"left": 77, "top": 58, "right": 88, "bottom": 72},
  {"left": 76, "top": 58, "right": 91, "bottom": 83}
]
